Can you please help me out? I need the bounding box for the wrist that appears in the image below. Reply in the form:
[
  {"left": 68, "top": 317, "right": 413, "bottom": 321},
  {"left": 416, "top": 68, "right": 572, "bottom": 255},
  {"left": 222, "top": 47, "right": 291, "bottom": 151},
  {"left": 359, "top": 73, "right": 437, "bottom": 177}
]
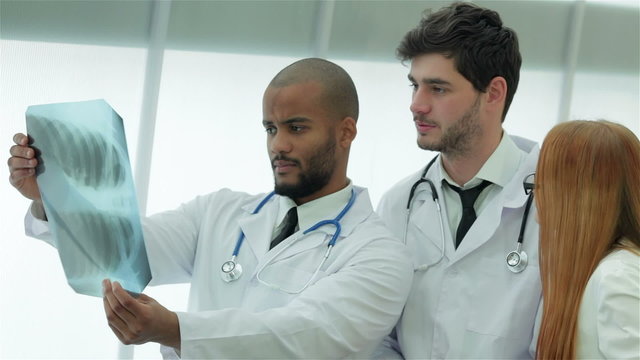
[{"left": 160, "top": 311, "right": 181, "bottom": 351}]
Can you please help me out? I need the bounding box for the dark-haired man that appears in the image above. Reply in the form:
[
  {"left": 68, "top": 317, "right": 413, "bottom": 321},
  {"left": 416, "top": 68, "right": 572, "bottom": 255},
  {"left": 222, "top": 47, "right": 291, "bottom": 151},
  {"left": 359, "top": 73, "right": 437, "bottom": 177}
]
[
  {"left": 9, "top": 58, "right": 413, "bottom": 359},
  {"left": 376, "top": 3, "right": 541, "bottom": 358}
]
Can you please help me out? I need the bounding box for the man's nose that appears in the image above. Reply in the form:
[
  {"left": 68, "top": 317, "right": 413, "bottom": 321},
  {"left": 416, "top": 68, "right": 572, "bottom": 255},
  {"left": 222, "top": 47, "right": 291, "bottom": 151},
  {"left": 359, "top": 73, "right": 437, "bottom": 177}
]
[
  {"left": 410, "top": 89, "right": 432, "bottom": 116},
  {"left": 269, "top": 131, "right": 292, "bottom": 154}
]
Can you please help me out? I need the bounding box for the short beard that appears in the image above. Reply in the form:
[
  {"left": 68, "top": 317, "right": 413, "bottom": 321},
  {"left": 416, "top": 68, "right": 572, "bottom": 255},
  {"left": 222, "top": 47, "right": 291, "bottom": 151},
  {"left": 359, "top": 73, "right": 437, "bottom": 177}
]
[
  {"left": 418, "top": 95, "right": 482, "bottom": 158},
  {"left": 273, "top": 136, "right": 336, "bottom": 200}
]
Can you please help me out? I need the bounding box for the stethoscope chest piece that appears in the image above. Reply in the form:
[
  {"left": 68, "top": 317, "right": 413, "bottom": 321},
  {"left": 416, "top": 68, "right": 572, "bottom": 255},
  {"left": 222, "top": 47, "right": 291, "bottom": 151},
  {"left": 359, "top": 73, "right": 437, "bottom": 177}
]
[
  {"left": 221, "top": 258, "right": 243, "bottom": 282},
  {"left": 218, "top": 189, "right": 356, "bottom": 290},
  {"left": 506, "top": 246, "right": 528, "bottom": 273}
]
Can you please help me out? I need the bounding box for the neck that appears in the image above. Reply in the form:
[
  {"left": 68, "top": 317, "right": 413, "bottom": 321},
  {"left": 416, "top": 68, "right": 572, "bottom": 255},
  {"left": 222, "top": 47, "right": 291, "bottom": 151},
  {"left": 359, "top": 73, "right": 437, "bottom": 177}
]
[
  {"left": 442, "top": 129, "right": 503, "bottom": 186},
  {"left": 294, "top": 176, "right": 350, "bottom": 205}
]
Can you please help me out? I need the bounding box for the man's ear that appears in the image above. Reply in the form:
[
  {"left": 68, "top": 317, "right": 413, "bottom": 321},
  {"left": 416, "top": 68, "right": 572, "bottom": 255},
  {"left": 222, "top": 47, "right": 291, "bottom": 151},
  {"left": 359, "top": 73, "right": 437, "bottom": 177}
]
[
  {"left": 338, "top": 117, "right": 357, "bottom": 148},
  {"left": 486, "top": 76, "right": 507, "bottom": 111},
  {"left": 483, "top": 76, "right": 507, "bottom": 120}
]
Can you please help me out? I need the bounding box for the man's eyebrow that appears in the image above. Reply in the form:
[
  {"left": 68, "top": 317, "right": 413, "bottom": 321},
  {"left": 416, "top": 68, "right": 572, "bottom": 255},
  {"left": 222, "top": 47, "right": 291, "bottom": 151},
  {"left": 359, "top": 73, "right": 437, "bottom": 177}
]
[
  {"left": 408, "top": 74, "right": 451, "bottom": 86},
  {"left": 283, "top": 117, "right": 311, "bottom": 124},
  {"left": 262, "top": 117, "right": 311, "bottom": 126}
]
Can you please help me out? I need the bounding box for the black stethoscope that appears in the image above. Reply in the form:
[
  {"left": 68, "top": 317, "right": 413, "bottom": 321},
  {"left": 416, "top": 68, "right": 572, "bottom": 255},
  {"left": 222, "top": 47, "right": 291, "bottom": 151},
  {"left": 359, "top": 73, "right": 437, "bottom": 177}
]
[
  {"left": 406, "top": 156, "right": 533, "bottom": 273},
  {"left": 220, "top": 189, "right": 357, "bottom": 293}
]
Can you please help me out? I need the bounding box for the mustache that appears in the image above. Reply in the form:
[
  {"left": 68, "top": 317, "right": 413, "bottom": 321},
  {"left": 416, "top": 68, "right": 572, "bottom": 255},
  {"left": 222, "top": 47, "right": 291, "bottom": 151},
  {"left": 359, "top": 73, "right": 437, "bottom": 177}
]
[
  {"left": 271, "top": 155, "right": 301, "bottom": 167},
  {"left": 413, "top": 114, "right": 437, "bottom": 126}
]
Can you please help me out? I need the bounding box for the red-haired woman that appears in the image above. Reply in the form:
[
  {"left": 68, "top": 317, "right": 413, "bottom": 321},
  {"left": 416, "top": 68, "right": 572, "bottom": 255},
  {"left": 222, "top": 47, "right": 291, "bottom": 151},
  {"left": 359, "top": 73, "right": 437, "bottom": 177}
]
[{"left": 535, "top": 120, "right": 639, "bottom": 359}]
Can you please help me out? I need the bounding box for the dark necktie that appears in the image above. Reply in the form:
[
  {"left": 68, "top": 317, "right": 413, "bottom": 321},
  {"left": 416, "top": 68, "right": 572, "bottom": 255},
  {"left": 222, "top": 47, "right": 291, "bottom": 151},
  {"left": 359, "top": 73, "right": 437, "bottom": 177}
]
[
  {"left": 269, "top": 207, "right": 298, "bottom": 249},
  {"left": 445, "top": 180, "right": 492, "bottom": 249}
]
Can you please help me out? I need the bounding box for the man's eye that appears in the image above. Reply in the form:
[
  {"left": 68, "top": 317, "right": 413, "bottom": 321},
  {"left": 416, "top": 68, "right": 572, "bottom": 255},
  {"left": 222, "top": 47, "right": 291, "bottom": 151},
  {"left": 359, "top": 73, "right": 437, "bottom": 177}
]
[
  {"left": 291, "top": 125, "right": 304, "bottom": 132},
  {"left": 432, "top": 86, "right": 446, "bottom": 94},
  {"left": 265, "top": 127, "right": 276, "bottom": 135},
  {"left": 409, "top": 83, "right": 418, "bottom": 91}
]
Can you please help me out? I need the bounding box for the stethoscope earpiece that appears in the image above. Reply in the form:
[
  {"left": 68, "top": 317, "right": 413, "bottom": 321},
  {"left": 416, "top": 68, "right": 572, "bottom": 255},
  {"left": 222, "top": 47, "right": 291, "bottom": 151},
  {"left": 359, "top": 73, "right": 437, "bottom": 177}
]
[{"left": 221, "top": 259, "right": 243, "bottom": 282}]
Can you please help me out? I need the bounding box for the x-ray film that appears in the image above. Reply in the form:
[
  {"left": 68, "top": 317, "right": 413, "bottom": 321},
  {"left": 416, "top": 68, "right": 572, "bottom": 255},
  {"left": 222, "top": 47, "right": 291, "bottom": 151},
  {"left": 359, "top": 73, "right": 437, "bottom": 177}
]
[{"left": 26, "top": 99, "right": 151, "bottom": 297}]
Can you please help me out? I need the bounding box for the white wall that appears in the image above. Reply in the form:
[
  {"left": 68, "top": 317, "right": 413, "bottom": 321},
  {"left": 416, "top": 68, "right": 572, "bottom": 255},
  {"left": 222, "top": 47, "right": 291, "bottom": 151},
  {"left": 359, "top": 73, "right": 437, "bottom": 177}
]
[{"left": 1, "top": 40, "right": 638, "bottom": 359}]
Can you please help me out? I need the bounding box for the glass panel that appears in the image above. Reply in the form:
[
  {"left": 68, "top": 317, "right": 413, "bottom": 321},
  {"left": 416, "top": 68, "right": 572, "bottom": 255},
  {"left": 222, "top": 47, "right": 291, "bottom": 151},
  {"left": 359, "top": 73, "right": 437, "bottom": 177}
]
[
  {"left": 0, "top": 39, "right": 146, "bottom": 359},
  {"left": 504, "top": 69, "right": 565, "bottom": 144},
  {"left": 570, "top": 71, "right": 640, "bottom": 136}
]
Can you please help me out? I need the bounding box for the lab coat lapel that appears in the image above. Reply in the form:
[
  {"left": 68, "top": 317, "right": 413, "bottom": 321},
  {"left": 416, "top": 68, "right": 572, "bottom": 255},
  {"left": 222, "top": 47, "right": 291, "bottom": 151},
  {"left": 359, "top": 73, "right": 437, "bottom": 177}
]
[
  {"left": 449, "top": 187, "right": 505, "bottom": 262},
  {"left": 412, "top": 195, "right": 446, "bottom": 249},
  {"left": 411, "top": 186, "right": 456, "bottom": 266},
  {"left": 238, "top": 196, "right": 278, "bottom": 260}
]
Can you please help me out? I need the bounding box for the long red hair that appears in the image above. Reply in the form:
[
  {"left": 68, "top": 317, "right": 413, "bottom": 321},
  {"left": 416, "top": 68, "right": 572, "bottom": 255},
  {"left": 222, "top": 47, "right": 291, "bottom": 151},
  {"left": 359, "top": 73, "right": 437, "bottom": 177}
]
[{"left": 535, "top": 120, "right": 640, "bottom": 359}]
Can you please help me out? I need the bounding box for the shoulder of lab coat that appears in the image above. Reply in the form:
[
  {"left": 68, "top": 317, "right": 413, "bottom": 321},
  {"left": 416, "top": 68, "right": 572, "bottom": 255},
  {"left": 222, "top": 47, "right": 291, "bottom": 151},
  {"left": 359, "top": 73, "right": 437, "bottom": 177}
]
[
  {"left": 509, "top": 134, "right": 537, "bottom": 154},
  {"left": 174, "top": 186, "right": 414, "bottom": 359},
  {"left": 376, "top": 163, "right": 428, "bottom": 237},
  {"left": 501, "top": 135, "right": 539, "bottom": 208},
  {"left": 577, "top": 248, "right": 640, "bottom": 359}
]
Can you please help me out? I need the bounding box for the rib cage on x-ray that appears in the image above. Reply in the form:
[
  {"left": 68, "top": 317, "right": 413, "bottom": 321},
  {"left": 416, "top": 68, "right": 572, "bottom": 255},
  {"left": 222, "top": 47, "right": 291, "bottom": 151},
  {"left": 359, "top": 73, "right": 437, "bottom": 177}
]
[
  {"left": 26, "top": 99, "right": 151, "bottom": 297},
  {"left": 30, "top": 117, "right": 127, "bottom": 189}
]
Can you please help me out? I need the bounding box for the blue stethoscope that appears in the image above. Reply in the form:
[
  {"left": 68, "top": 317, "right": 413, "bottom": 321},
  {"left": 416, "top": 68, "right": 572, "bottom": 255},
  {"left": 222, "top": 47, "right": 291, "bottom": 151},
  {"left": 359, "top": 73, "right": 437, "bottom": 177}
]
[
  {"left": 221, "top": 189, "right": 357, "bottom": 294},
  {"left": 406, "top": 156, "right": 532, "bottom": 273}
]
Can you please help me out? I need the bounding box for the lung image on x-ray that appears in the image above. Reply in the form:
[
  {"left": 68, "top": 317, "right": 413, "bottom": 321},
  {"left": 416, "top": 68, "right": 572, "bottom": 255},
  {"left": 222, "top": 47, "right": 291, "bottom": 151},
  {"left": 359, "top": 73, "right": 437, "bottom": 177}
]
[{"left": 26, "top": 99, "right": 151, "bottom": 297}]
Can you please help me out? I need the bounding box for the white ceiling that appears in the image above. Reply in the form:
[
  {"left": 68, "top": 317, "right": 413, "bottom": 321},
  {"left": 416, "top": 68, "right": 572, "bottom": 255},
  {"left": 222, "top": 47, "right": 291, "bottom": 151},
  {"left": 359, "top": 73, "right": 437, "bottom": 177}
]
[{"left": 1, "top": 0, "right": 638, "bottom": 73}]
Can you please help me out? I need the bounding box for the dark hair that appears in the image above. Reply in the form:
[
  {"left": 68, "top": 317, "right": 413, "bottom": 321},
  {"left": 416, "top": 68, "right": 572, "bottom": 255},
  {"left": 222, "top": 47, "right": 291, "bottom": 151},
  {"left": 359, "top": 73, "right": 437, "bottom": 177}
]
[
  {"left": 269, "top": 58, "right": 359, "bottom": 122},
  {"left": 397, "top": 2, "right": 521, "bottom": 121}
]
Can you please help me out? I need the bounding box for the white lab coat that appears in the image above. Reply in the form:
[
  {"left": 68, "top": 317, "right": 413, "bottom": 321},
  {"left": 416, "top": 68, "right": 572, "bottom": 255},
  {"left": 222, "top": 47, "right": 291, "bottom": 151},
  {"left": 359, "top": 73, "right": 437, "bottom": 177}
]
[
  {"left": 376, "top": 136, "right": 542, "bottom": 359},
  {"left": 27, "top": 186, "right": 413, "bottom": 359},
  {"left": 576, "top": 247, "right": 640, "bottom": 359}
]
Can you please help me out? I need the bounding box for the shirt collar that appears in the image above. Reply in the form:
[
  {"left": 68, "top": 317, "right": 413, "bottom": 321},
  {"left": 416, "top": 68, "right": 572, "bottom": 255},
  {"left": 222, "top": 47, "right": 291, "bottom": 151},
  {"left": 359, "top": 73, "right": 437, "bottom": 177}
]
[
  {"left": 439, "top": 131, "right": 525, "bottom": 189},
  {"left": 276, "top": 181, "right": 353, "bottom": 232}
]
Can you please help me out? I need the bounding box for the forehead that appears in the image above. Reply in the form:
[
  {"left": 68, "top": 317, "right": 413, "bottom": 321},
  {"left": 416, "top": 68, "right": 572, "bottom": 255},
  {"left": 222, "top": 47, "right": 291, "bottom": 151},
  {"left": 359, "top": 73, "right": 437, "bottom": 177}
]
[
  {"left": 409, "top": 53, "right": 469, "bottom": 85},
  {"left": 263, "top": 81, "right": 327, "bottom": 119}
]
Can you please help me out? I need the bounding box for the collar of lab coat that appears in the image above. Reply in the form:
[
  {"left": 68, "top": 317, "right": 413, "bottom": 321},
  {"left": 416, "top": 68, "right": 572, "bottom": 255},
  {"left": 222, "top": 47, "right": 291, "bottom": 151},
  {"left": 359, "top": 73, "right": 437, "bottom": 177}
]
[
  {"left": 430, "top": 134, "right": 538, "bottom": 210},
  {"left": 500, "top": 135, "right": 539, "bottom": 209},
  {"left": 238, "top": 185, "right": 373, "bottom": 262},
  {"left": 274, "top": 181, "right": 354, "bottom": 236}
]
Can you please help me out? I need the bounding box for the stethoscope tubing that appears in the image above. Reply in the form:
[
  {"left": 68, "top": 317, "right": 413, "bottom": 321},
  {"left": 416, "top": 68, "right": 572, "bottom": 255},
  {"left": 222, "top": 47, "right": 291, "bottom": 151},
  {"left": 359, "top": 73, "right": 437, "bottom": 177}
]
[
  {"left": 405, "top": 155, "right": 531, "bottom": 273},
  {"left": 225, "top": 188, "right": 356, "bottom": 293},
  {"left": 405, "top": 156, "right": 446, "bottom": 272},
  {"left": 232, "top": 191, "right": 276, "bottom": 257}
]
